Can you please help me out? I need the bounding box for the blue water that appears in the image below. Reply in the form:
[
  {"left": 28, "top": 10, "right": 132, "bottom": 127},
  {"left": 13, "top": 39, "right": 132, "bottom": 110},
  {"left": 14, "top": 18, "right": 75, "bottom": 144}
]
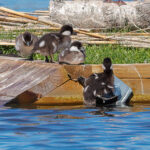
[
  {"left": 0, "top": 0, "right": 50, "bottom": 12},
  {"left": 1, "top": 104, "right": 150, "bottom": 149}
]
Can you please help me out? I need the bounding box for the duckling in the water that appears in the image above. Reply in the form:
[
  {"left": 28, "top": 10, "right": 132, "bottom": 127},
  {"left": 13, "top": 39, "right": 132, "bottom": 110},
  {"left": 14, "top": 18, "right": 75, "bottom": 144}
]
[
  {"left": 59, "top": 41, "right": 85, "bottom": 65},
  {"left": 32, "top": 25, "right": 74, "bottom": 63},
  {"left": 75, "top": 57, "right": 117, "bottom": 107},
  {"left": 15, "top": 31, "right": 38, "bottom": 59}
]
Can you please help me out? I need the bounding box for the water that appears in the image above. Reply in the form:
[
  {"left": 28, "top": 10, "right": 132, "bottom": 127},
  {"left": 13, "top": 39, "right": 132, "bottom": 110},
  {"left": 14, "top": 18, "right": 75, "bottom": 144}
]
[
  {"left": 0, "top": 104, "right": 150, "bottom": 149},
  {"left": 0, "top": 0, "right": 50, "bottom": 12}
]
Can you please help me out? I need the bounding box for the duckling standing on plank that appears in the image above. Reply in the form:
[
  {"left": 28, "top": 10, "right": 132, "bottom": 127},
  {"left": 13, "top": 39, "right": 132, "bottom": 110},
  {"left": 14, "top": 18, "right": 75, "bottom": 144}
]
[
  {"left": 15, "top": 31, "right": 38, "bottom": 59},
  {"left": 31, "top": 25, "right": 75, "bottom": 63},
  {"left": 59, "top": 41, "right": 86, "bottom": 65}
]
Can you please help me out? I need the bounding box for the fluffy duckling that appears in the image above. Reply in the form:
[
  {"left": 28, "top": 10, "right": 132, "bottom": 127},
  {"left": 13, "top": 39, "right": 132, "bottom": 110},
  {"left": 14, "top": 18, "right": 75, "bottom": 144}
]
[
  {"left": 76, "top": 57, "right": 117, "bottom": 107},
  {"left": 59, "top": 41, "right": 85, "bottom": 65},
  {"left": 32, "top": 25, "right": 74, "bottom": 63},
  {"left": 15, "top": 31, "right": 38, "bottom": 58}
]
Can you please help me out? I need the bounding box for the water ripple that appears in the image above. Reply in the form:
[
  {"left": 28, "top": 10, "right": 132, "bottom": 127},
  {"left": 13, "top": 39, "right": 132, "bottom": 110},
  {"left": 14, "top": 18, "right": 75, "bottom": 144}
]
[{"left": 0, "top": 104, "right": 150, "bottom": 149}]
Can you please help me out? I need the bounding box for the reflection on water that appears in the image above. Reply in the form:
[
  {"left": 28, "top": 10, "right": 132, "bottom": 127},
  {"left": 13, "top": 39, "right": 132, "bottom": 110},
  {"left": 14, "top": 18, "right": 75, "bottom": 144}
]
[{"left": 0, "top": 103, "right": 150, "bottom": 149}]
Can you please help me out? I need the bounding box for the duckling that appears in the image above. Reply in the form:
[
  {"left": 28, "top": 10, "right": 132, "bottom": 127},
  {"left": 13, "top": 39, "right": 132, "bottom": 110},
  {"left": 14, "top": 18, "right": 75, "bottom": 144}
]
[
  {"left": 77, "top": 57, "right": 117, "bottom": 107},
  {"left": 32, "top": 25, "right": 75, "bottom": 63},
  {"left": 59, "top": 41, "right": 86, "bottom": 65},
  {"left": 15, "top": 31, "right": 38, "bottom": 59}
]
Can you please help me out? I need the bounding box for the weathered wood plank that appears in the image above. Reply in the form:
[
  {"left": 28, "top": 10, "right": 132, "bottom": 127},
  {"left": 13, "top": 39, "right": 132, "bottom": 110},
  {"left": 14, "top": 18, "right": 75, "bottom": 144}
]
[{"left": 0, "top": 57, "right": 68, "bottom": 105}]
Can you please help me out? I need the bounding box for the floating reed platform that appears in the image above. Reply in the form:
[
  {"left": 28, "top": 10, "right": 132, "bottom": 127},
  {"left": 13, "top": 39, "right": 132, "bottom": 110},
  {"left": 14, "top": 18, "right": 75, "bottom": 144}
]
[{"left": 0, "top": 56, "right": 150, "bottom": 106}]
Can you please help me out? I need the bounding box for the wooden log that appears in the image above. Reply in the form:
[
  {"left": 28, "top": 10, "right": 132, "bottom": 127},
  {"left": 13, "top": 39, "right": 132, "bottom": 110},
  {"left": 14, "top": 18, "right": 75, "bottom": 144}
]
[
  {"left": 34, "top": 10, "right": 49, "bottom": 13},
  {"left": 26, "top": 12, "right": 49, "bottom": 16},
  {"left": 0, "top": 11, "right": 20, "bottom": 18},
  {"left": 121, "top": 43, "right": 150, "bottom": 48},
  {"left": 49, "top": 0, "right": 150, "bottom": 29},
  {"left": 112, "top": 37, "right": 150, "bottom": 45},
  {"left": 3, "top": 26, "right": 59, "bottom": 31},
  {"left": 0, "top": 7, "right": 38, "bottom": 21},
  {"left": 0, "top": 16, "right": 37, "bottom": 24},
  {"left": 74, "top": 29, "right": 113, "bottom": 40},
  {"left": 116, "top": 32, "right": 150, "bottom": 36},
  {"left": 83, "top": 40, "right": 118, "bottom": 45},
  {"left": 0, "top": 21, "right": 23, "bottom": 26}
]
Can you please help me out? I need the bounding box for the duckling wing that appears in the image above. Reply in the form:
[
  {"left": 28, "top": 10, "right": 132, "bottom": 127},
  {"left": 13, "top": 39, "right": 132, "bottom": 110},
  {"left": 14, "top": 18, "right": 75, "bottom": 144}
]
[
  {"left": 59, "top": 51, "right": 84, "bottom": 65},
  {"left": 32, "top": 34, "right": 59, "bottom": 54}
]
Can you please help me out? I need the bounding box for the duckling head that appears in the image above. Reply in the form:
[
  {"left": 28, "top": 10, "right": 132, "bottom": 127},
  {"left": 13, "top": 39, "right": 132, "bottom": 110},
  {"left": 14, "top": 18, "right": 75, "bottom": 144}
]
[
  {"left": 70, "top": 41, "right": 85, "bottom": 52},
  {"left": 70, "top": 41, "right": 85, "bottom": 57},
  {"left": 22, "top": 32, "right": 33, "bottom": 47},
  {"left": 60, "top": 25, "right": 74, "bottom": 36},
  {"left": 102, "top": 57, "right": 113, "bottom": 72}
]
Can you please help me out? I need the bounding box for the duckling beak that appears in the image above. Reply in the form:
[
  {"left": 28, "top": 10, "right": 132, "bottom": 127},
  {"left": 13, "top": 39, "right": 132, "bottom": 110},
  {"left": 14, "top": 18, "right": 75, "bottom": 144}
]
[{"left": 26, "top": 42, "right": 30, "bottom": 46}]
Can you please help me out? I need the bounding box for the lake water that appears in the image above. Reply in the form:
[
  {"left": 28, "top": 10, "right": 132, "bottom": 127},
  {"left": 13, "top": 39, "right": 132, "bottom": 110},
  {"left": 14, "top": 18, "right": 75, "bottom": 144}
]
[
  {"left": 0, "top": 0, "right": 50, "bottom": 12},
  {"left": 1, "top": 104, "right": 150, "bottom": 149}
]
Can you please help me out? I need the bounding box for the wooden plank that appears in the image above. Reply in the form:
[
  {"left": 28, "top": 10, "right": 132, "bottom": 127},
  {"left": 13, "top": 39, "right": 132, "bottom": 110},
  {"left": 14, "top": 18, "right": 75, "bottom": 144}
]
[
  {"left": 0, "top": 57, "right": 150, "bottom": 106},
  {"left": 0, "top": 57, "right": 68, "bottom": 105}
]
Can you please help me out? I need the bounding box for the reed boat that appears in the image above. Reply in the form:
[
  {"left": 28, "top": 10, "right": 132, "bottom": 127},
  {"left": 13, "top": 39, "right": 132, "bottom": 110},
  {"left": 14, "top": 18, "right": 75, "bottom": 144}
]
[{"left": 0, "top": 56, "right": 150, "bottom": 106}]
